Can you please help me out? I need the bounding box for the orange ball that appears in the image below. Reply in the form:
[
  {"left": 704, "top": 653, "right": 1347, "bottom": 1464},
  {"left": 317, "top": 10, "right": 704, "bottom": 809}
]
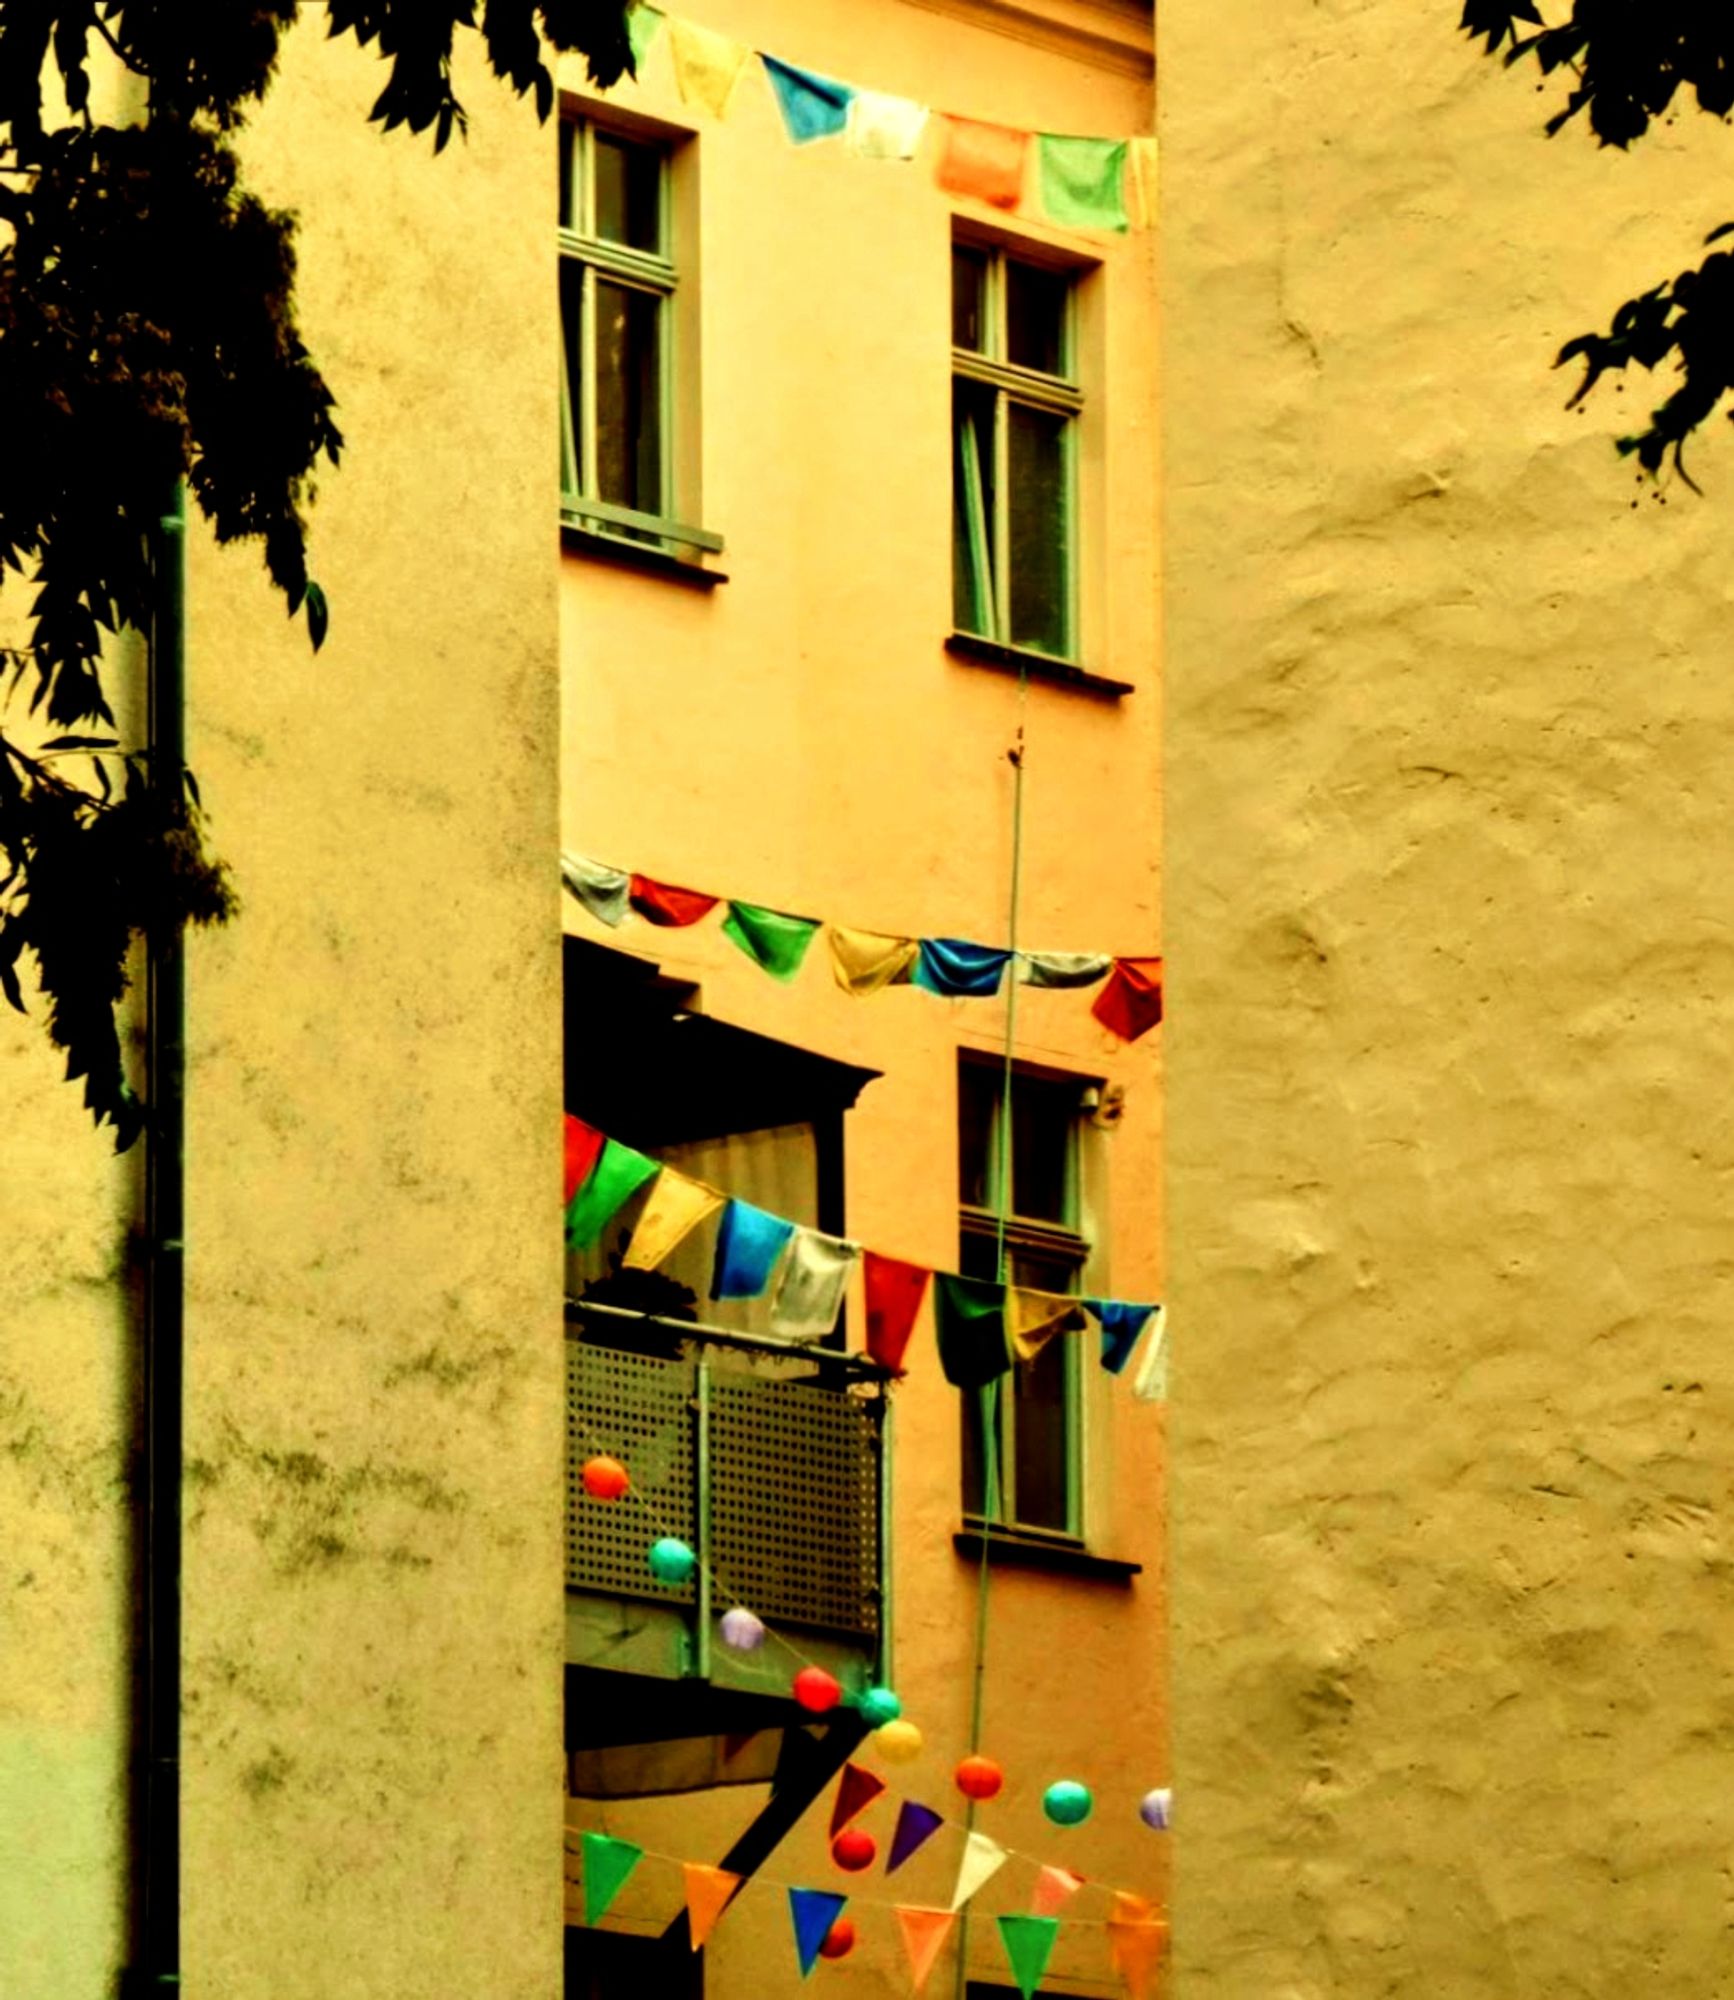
[
  {"left": 831, "top": 1827, "right": 876, "bottom": 1872},
  {"left": 581, "top": 1455, "right": 629, "bottom": 1501},
  {"left": 954, "top": 1753, "right": 1004, "bottom": 1801},
  {"left": 793, "top": 1666, "right": 842, "bottom": 1713},
  {"left": 818, "top": 1917, "right": 856, "bottom": 1960}
]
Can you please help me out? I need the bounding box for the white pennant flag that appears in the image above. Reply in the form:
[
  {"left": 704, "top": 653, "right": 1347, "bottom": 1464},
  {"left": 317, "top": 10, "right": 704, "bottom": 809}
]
[
  {"left": 950, "top": 1831, "right": 1007, "bottom": 1911},
  {"left": 769, "top": 1227, "right": 860, "bottom": 1339},
  {"left": 1131, "top": 1304, "right": 1168, "bottom": 1402},
  {"left": 561, "top": 852, "right": 629, "bottom": 927},
  {"left": 844, "top": 89, "right": 930, "bottom": 161}
]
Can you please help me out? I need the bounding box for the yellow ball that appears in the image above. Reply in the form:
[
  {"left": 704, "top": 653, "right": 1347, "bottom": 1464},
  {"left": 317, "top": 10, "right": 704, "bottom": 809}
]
[{"left": 874, "top": 1718, "right": 924, "bottom": 1764}]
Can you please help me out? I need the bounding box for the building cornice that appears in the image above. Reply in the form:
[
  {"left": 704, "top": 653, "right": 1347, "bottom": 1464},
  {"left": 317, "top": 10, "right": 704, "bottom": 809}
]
[{"left": 897, "top": 0, "right": 1154, "bottom": 80}]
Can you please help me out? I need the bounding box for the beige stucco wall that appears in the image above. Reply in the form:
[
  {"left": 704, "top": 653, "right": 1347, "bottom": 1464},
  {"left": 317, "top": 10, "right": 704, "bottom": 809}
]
[{"left": 1164, "top": 3, "right": 1734, "bottom": 1994}]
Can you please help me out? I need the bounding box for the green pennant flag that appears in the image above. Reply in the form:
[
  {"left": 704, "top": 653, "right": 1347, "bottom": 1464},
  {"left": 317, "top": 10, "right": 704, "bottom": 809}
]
[
  {"left": 996, "top": 1914, "right": 1060, "bottom": 2000},
  {"left": 1037, "top": 135, "right": 1129, "bottom": 231},
  {"left": 932, "top": 1272, "right": 1013, "bottom": 1390},
  {"left": 582, "top": 1832, "right": 644, "bottom": 1926},
  {"left": 566, "top": 1139, "right": 660, "bottom": 1250},
  {"left": 626, "top": 4, "right": 664, "bottom": 67},
  {"left": 721, "top": 901, "right": 821, "bottom": 982}
]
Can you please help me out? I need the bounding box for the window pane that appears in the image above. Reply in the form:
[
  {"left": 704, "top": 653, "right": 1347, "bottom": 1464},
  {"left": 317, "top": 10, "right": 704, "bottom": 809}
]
[
  {"left": 1012, "top": 1333, "right": 1070, "bottom": 1530},
  {"left": 1011, "top": 1073, "right": 1076, "bottom": 1224},
  {"left": 1006, "top": 402, "right": 1068, "bottom": 655},
  {"left": 595, "top": 280, "right": 662, "bottom": 514},
  {"left": 952, "top": 379, "right": 997, "bottom": 638},
  {"left": 559, "top": 121, "right": 578, "bottom": 231},
  {"left": 560, "top": 260, "right": 584, "bottom": 498},
  {"left": 1006, "top": 260, "right": 1068, "bottom": 377},
  {"left": 952, "top": 246, "right": 988, "bottom": 352},
  {"left": 593, "top": 132, "right": 661, "bottom": 252},
  {"left": 958, "top": 1062, "right": 999, "bottom": 1208}
]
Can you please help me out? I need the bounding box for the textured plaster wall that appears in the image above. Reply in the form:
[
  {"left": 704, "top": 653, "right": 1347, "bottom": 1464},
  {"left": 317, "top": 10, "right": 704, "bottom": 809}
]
[{"left": 1163, "top": 3, "right": 1734, "bottom": 1994}]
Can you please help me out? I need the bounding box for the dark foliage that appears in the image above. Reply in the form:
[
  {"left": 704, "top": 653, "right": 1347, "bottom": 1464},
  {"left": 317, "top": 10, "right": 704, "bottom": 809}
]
[
  {"left": 0, "top": 1, "right": 631, "bottom": 1143},
  {"left": 1462, "top": 2, "right": 1734, "bottom": 479}
]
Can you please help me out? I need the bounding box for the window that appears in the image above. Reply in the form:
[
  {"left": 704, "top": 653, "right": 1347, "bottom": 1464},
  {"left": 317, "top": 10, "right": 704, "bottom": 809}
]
[
  {"left": 952, "top": 242, "right": 1080, "bottom": 660},
  {"left": 957, "top": 1058, "right": 1090, "bottom": 1536}
]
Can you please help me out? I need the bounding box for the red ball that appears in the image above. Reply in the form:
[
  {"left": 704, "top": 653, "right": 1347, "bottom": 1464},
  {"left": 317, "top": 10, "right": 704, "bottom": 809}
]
[
  {"left": 818, "top": 1917, "right": 856, "bottom": 1960},
  {"left": 793, "top": 1666, "right": 842, "bottom": 1713},
  {"left": 831, "top": 1827, "right": 876, "bottom": 1873},
  {"left": 581, "top": 1455, "right": 629, "bottom": 1501},
  {"left": 954, "top": 1753, "right": 1004, "bottom": 1801}
]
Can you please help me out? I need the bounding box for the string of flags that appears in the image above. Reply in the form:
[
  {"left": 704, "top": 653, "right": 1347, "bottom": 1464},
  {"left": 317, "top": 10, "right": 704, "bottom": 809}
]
[
  {"left": 611, "top": 7, "right": 1157, "bottom": 233},
  {"left": 565, "top": 1112, "right": 1168, "bottom": 1398},
  {"left": 562, "top": 853, "right": 1165, "bottom": 1045}
]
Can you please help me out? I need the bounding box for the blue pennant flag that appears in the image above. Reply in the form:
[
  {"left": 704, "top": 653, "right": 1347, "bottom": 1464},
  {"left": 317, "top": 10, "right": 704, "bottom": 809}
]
[
  {"left": 711, "top": 1198, "right": 797, "bottom": 1299},
  {"left": 913, "top": 937, "right": 1012, "bottom": 998},
  {"left": 1087, "top": 1299, "right": 1158, "bottom": 1375},
  {"left": 788, "top": 1888, "right": 848, "bottom": 1976},
  {"left": 761, "top": 54, "right": 856, "bottom": 143}
]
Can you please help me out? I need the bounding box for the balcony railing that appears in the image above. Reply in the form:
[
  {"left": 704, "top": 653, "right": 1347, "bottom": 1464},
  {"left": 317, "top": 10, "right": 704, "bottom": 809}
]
[{"left": 565, "top": 1300, "right": 893, "bottom": 1695}]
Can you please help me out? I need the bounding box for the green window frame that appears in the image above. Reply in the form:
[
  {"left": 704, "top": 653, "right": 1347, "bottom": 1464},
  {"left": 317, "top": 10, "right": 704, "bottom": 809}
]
[
  {"left": 951, "top": 241, "right": 1081, "bottom": 661},
  {"left": 957, "top": 1058, "right": 1089, "bottom": 1539}
]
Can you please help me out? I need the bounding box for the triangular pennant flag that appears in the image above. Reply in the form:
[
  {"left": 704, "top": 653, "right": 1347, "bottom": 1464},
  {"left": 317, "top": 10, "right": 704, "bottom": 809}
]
[
  {"left": 1091, "top": 957, "right": 1163, "bottom": 1043},
  {"left": 722, "top": 901, "right": 821, "bottom": 980},
  {"left": 623, "top": 1167, "right": 724, "bottom": 1270},
  {"left": 581, "top": 1831, "right": 643, "bottom": 1926},
  {"left": 788, "top": 1887, "right": 848, "bottom": 1976},
  {"left": 1037, "top": 134, "right": 1130, "bottom": 231},
  {"left": 829, "top": 1761, "right": 887, "bottom": 1838},
  {"left": 567, "top": 1139, "right": 660, "bottom": 1250},
  {"left": 683, "top": 1862, "right": 741, "bottom": 1949},
  {"left": 628, "top": 873, "right": 720, "bottom": 928},
  {"left": 770, "top": 1227, "right": 860, "bottom": 1339},
  {"left": 1108, "top": 1916, "right": 1169, "bottom": 1999},
  {"left": 845, "top": 89, "right": 929, "bottom": 161},
  {"left": 932, "top": 1273, "right": 1013, "bottom": 1390},
  {"left": 625, "top": 3, "right": 663, "bottom": 69},
  {"left": 1112, "top": 1890, "right": 1157, "bottom": 1926},
  {"left": 564, "top": 1113, "right": 605, "bottom": 1204},
  {"left": 1127, "top": 134, "right": 1158, "bottom": 229},
  {"left": 1131, "top": 1305, "right": 1168, "bottom": 1403},
  {"left": 1008, "top": 1286, "right": 1088, "bottom": 1360},
  {"left": 950, "top": 1830, "right": 1007, "bottom": 1910},
  {"left": 1029, "top": 1865, "right": 1084, "bottom": 1918},
  {"left": 895, "top": 1907, "right": 956, "bottom": 1994},
  {"left": 912, "top": 937, "right": 1012, "bottom": 998},
  {"left": 710, "top": 1198, "right": 797, "bottom": 1299},
  {"left": 761, "top": 54, "right": 856, "bottom": 144},
  {"left": 863, "top": 1251, "right": 931, "bottom": 1374},
  {"left": 888, "top": 1800, "right": 945, "bottom": 1872},
  {"left": 828, "top": 924, "right": 919, "bottom": 995},
  {"left": 1087, "top": 1299, "right": 1158, "bottom": 1376},
  {"left": 996, "top": 1914, "right": 1060, "bottom": 1999},
  {"left": 561, "top": 853, "right": 630, "bottom": 927},
  {"left": 935, "top": 114, "right": 1029, "bottom": 209},
  {"left": 667, "top": 15, "right": 751, "bottom": 118},
  {"left": 1016, "top": 949, "right": 1113, "bottom": 989}
]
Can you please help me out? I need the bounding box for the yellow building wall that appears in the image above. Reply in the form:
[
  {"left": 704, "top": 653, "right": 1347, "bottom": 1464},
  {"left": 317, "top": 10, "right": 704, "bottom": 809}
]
[
  {"left": 560, "top": 5, "right": 1164, "bottom": 1996},
  {"left": 1164, "top": 3, "right": 1734, "bottom": 1994}
]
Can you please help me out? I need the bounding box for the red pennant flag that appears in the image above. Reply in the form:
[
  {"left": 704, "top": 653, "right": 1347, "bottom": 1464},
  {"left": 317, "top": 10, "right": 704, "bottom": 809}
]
[
  {"left": 564, "top": 1114, "right": 605, "bottom": 1204},
  {"left": 1091, "top": 957, "right": 1164, "bottom": 1043},
  {"left": 829, "top": 1760, "right": 887, "bottom": 1838},
  {"left": 629, "top": 874, "right": 720, "bottom": 928},
  {"left": 863, "top": 1252, "right": 931, "bottom": 1374},
  {"left": 1029, "top": 1865, "right": 1084, "bottom": 1917},
  {"left": 683, "top": 1863, "right": 741, "bottom": 1949},
  {"left": 935, "top": 114, "right": 1029, "bottom": 209}
]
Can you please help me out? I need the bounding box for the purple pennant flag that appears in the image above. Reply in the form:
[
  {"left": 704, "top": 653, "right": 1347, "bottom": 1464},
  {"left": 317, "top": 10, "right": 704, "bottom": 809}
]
[{"left": 888, "top": 1800, "right": 945, "bottom": 1873}]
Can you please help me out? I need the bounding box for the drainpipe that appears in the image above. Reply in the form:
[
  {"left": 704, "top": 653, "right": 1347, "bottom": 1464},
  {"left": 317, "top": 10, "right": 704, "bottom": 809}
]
[{"left": 136, "top": 478, "right": 187, "bottom": 1994}]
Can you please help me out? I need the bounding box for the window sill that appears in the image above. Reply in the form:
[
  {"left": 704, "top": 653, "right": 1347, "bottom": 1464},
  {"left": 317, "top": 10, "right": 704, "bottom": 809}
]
[
  {"left": 561, "top": 519, "right": 728, "bottom": 588},
  {"left": 953, "top": 1524, "right": 1141, "bottom": 1584},
  {"left": 945, "top": 631, "right": 1132, "bottom": 698}
]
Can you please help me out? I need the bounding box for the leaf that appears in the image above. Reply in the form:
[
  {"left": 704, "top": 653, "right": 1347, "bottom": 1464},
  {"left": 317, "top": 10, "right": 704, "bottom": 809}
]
[
  {"left": 304, "top": 580, "right": 329, "bottom": 653},
  {"left": 1706, "top": 222, "right": 1734, "bottom": 246},
  {"left": 182, "top": 766, "right": 202, "bottom": 811},
  {"left": 0, "top": 923, "right": 25, "bottom": 1015},
  {"left": 41, "top": 734, "right": 120, "bottom": 752}
]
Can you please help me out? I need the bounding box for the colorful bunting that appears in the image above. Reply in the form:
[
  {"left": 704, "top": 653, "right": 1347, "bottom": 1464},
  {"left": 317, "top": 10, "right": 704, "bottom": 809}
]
[
  {"left": 932, "top": 1273, "right": 1013, "bottom": 1390},
  {"left": 1088, "top": 1299, "right": 1157, "bottom": 1375},
  {"left": 845, "top": 89, "right": 930, "bottom": 161},
  {"left": 629, "top": 873, "right": 720, "bottom": 928},
  {"left": 996, "top": 1914, "right": 1060, "bottom": 1999},
  {"left": 1092, "top": 956, "right": 1164, "bottom": 1044},
  {"left": 625, "top": 3, "right": 663, "bottom": 68},
  {"left": 1008, "top": 1287, "right": 1088, "bottom": 1360},
  {"left": 1131, "top": 1305, "right": 1168, "bottom": 1403},
  {"left": 788, "top": 1888, "right": 849, "bottom": 1975},
  {"left": 828, "top": 924, "right": 919, "bottom": 996},
  {"left": 950, "top": 1830, "right": 1008, "bottom": 1910},
  {"left": 722, "top": 900, "right": 821, "bottom": 981},
  {"left": 711, "top": 1199, "right": 797, "bottom": 1299},
  {"left": 912, "top": 937, "right": 1012, "bottom": 999},
  {"left": 682, "top": 1862, "right": 741, "bottom": 1949},
  {"left": 567, "top": 1137, "right": 660, "bottom": 1249},
  {"left": 769, "top": 1227, "right": 859, "bottom": 1338},
  {"left": 564, "top": 1113, "right": 605, "bottom": 1205},
  {"left": 761, "top": 54, "right": 855, "bottom": 143},
  {"left": 580, "top": 1831, "right": 643, "bottom": 1926},
  {"left": 830, "top": 1761, "right": 887, "bottom": 1838},
  {"left": 935, "top": 114, "right": 1029, "bottom": 209},
  {"left": 1127, "top": 134, "right": 1158, "bottom": 229},
  {"left": 1017, "top": 949, "right": 1113, "bottom": 989},
  {"left": 666, "top": 14, "right": 751, "bottom": 118},
  {"left": 888, "top": 1799, "right": 945, "bottom": 1873},
  {"left": 894, "top": 1907, "right": 956, "bottom": 1993},
  {"left": 1038, "top": 135, "right": 1130, "bottom": 231},
  {"left": 1029, "top": 1864, "right": 1084, "bottom": 1918},
  {"left": 623, "top": 1167, "right": 723, "bottom": 1270},
  {"left": 863, "top": 1252, "right": 931, "bottom": 1374},
  {"left": 1108, "top": 1914, "right": 1168, "bottom": 2000},
  {"left": 562, "top": 853, "right": 630, "bottom": 928}
]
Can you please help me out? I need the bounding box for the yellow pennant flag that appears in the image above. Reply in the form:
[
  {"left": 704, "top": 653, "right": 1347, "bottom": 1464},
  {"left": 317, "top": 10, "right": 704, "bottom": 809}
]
[
  {"left": 667, "top": 16, "right": 751, "bottom": 118},
  {"left": 828, "top": 925, "right": 918, "bottom": 996},
  {"left": 623, "top": 1167, "right": 723, "bottom": 1270},
  {"left": 1008, "top": 1288, "right": 1088, "bottom": 1361}
]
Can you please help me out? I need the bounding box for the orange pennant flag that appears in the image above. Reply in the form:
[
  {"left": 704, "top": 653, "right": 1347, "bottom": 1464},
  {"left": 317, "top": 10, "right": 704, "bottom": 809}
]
[
  {"left": 683, "top": 1863, "right": 742, "bottom": 1950},
  {"left": 1029, "top": 1864, "right": 1085, "bottom": 1917},
  {"left": 895, "top": 1907, "right": 956, "bottom": 1994},
  {"left": 935, "top": 114, "right": 1029, "bottom": 209},
  {"left": 1112, "top": 1890, "right": 1158, "bottom": 1926},
  {"left": 1107, "top": 1917, "right": 1169, "bottom": 1999}
]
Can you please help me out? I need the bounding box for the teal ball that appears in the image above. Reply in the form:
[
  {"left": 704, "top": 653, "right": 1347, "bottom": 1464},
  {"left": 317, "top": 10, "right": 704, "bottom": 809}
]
[
  {"left": 858, "top": 1686, "right": 902, "bottom": 1727},
  {"left": 1043, "top": 1779, "right": 1093, "bottom": 1827},
  {"left": 647, "top": 1537, "right": 696, "bottom": 1585}
]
